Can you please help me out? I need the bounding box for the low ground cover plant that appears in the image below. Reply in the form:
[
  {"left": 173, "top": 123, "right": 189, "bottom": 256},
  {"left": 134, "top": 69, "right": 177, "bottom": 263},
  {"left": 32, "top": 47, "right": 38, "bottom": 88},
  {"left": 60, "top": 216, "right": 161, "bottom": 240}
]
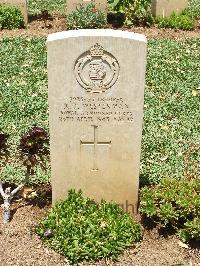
[
  {"left": 155, "top": 12, "right": 195, "bottom": 31},
  {"left": 0, "top": 5, "right": 24, "bottom": 29},
  {"left": 28, "top": 0, "right": 66, "bottom": 16},
  {"left": 66, "top": 2, "right": 106, "bottom": 29},
  {"left": 140, "top": 178, "right": 200, "bottom": 242},
  {"left": 0, "top": 38, "right": 199, "bottom": 185},
  {"left": 36, "top": 190, "right": 142, "bottom": 263},
  {"left": 178, "top": 218, "right": 200, "bottom": 243},
  {"left": 185, "top": 0, "right": 200, "bottom": 19}
]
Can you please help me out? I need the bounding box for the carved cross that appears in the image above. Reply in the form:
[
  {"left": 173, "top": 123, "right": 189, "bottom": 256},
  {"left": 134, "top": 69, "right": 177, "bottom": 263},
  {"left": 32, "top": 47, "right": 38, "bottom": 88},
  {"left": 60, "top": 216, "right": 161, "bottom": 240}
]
[{"left": 80, "top": 125, "right": 111, "bottom": 171}]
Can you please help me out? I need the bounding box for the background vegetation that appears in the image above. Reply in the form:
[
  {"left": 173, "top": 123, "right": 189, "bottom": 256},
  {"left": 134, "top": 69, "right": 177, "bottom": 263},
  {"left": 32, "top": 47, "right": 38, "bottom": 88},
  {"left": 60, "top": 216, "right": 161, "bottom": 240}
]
[
  {"left": 1, "top": 0, "right": 199, "bottom": 29},
  {"left": 155, "top": 12, "right": 195, "bottom": 30},
  {"left": 66, "top": 2, "right": 107, "bottom": 29},
  {"left": 0, "top": 38, "right": 199, "bottom": 185},
  {"left": 28, "top": 0, "right": 66, "bottom": 15},
  {"left": 28, "top": 0, "right": 200, "bottom": 19},
  {"left": 0, "top": 5, "right": 24, "bottom": 29}
]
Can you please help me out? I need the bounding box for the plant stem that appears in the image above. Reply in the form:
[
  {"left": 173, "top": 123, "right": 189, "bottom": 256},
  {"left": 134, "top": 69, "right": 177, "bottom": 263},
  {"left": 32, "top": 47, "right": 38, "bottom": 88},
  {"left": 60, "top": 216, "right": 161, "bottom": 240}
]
[{"left": 0, "top": 165, "right": 31, "bottom": 223}]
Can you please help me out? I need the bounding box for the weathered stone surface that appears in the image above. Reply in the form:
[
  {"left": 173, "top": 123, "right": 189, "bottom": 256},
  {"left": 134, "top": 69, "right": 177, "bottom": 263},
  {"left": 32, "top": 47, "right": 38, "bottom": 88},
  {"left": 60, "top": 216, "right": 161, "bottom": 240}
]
[
  {"left": 48, "top": 30, "right": 147, "bottom": 214},
  {"left": 67, "top": 0, "right": 107, "bottom": 15},
  {"left": 0, "top": 0, "right": 28, "bottom": 25},
  {"left": 151, "top": 0, "right": 188, "bottom": 17}
]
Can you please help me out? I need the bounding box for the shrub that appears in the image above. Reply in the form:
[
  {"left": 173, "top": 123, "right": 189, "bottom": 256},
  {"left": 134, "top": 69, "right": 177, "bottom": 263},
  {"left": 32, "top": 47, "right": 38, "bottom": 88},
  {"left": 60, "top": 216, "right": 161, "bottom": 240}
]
[
  {"left": 66, "top": 2, "right": 107, "bottom": 30},
  {"left": 140, "top": 178, "right": 200, "bottom": 242},
  {"left": 178, "top": 218, "right": 200, "bottom": 243},
  {"left": 0, "top": 5, "right": 24, "bottom": 29},
  {"left": 35, "top": 190, "right": 142, "bottom": 263},
  {"left": 155, "top": 12, "right": 195, "bottom": 30},
  {"left": 108, "top": 0, "right": 153, "bottom": 27}
]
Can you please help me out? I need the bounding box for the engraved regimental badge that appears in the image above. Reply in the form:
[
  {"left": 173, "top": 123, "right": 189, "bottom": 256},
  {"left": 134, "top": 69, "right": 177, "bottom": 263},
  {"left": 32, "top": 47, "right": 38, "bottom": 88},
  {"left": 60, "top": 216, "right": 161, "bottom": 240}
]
[{"left": 74, "top": 43, "right": 120, "bottom": 93}]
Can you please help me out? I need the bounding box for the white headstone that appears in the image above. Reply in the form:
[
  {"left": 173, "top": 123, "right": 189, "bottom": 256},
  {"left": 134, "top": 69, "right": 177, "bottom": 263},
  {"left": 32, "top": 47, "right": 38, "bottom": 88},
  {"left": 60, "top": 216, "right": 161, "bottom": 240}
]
[
  {"left": 48, "top": 30, "right": 147, "bottom": 214},
  {"left": 151, "top": 0, "right": 188, "bottom": 17}
]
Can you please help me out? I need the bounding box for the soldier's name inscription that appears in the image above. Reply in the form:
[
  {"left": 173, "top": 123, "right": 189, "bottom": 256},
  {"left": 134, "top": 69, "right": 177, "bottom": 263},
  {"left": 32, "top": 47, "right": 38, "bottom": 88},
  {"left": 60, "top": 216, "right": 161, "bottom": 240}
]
[{"left": 59, "top": 96, "right": 134, "bottom": 123}]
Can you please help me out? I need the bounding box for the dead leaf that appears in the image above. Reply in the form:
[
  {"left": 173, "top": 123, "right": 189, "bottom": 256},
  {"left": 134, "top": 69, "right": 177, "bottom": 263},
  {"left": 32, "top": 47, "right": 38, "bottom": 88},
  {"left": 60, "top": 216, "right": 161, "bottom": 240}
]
[
  {"left": 192, "top": 90, "right": 198, "bottom": 97},
  {"left": 178, "top": 240, "right": 189, "bottom": 249},
  {"left": 160, "top": 156, "right": 169, "bottom": 161},
  {"left": 22, "top": 187, "right": 34, "bottom": 199},
  {"left": 160, "top": 125, "right": 169, "bottom": 131},
  {"left": 27, "top": 191, "right": 37, "bottom": 199}
]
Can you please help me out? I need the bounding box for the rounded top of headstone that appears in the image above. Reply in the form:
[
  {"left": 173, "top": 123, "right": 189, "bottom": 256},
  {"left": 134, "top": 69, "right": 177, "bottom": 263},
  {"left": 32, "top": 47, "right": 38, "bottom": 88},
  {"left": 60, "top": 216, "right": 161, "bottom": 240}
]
[{"left": 47, "top": 30, "right": 147, "bottom": 43}]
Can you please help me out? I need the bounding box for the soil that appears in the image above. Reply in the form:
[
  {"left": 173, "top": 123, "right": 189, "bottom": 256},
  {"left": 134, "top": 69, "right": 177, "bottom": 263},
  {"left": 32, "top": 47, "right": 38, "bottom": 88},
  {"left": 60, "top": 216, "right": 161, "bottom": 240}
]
[
  {"left": 0, "top": 14, "right": 199, "bottom": 39},
  {"left": 0, "top": 185, "right": 199, "bottom": 266},
  {"left": 0, "top": 14, "right": 200, "bottom": 266}
]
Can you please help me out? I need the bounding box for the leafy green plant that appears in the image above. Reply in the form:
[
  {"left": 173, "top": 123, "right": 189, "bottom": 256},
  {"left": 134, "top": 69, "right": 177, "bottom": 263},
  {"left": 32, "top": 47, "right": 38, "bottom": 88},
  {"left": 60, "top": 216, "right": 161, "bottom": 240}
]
[
  {"left": 140, "top": 178, "right": 200, "bottom": 242},
  {"left": 178, "top": 218, "right": 200, "bottom": 242},
  {"left": 0, "top": 5, "right": 24, "bottom": 29},
  {"left": 66, "top": 2, "right": 107, "bottom": 29},
  {"left": 155, "top": 12, "right": 195, "bottom": 30},
  {"left": 108, "top": 0, "right": 153, "bottom": 27},
  {"left": 36, "top": 190, "right": 142, "bottom": 263}
]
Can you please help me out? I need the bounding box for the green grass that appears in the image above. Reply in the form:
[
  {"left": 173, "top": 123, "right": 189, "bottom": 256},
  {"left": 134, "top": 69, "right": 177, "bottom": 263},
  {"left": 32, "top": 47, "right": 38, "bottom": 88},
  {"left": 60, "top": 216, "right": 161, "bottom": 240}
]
[
  {"left": 186, "top": 0, "right": 200, "bottom": 19},
  {"left": 28, "top": 0, "right": 66, "bottom": 15},
  {"left": 142, "top": 38, "right": 200, "bottom": 184},
  {"left": 0, "top": 38, "right": 199, "bottom": 185},
  {"left": 0, "top": 37, "right": 49, "bottom": 184}
]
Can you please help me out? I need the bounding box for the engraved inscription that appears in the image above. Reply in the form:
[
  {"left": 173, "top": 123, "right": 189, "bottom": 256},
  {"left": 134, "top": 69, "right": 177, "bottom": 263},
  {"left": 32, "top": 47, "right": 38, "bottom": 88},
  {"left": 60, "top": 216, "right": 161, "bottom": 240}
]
[
  {"left": 59, "top": 97, "right": 134, "bottom": 123},
  {"left": 80, "top": 125, "right": 111, "bottom": 171},
  {"left": 74, "top": 43, "right": 120, "bottom": 93}
]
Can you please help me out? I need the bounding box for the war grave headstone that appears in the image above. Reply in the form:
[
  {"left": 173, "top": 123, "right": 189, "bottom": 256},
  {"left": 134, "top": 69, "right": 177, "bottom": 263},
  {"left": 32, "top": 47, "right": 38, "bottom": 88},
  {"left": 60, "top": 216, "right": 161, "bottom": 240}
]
[
  {"left": 48, "top": 29, "right": 147, "bottom": 214},
  {"left": 151, "top": 0, "right": 188, "bottom": 17},
  {"left": 0, "top": 0, "right": 28, "bottom": 25},
  {"left": 67, "top": 0, "right": 107, "bottom": 15}
]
